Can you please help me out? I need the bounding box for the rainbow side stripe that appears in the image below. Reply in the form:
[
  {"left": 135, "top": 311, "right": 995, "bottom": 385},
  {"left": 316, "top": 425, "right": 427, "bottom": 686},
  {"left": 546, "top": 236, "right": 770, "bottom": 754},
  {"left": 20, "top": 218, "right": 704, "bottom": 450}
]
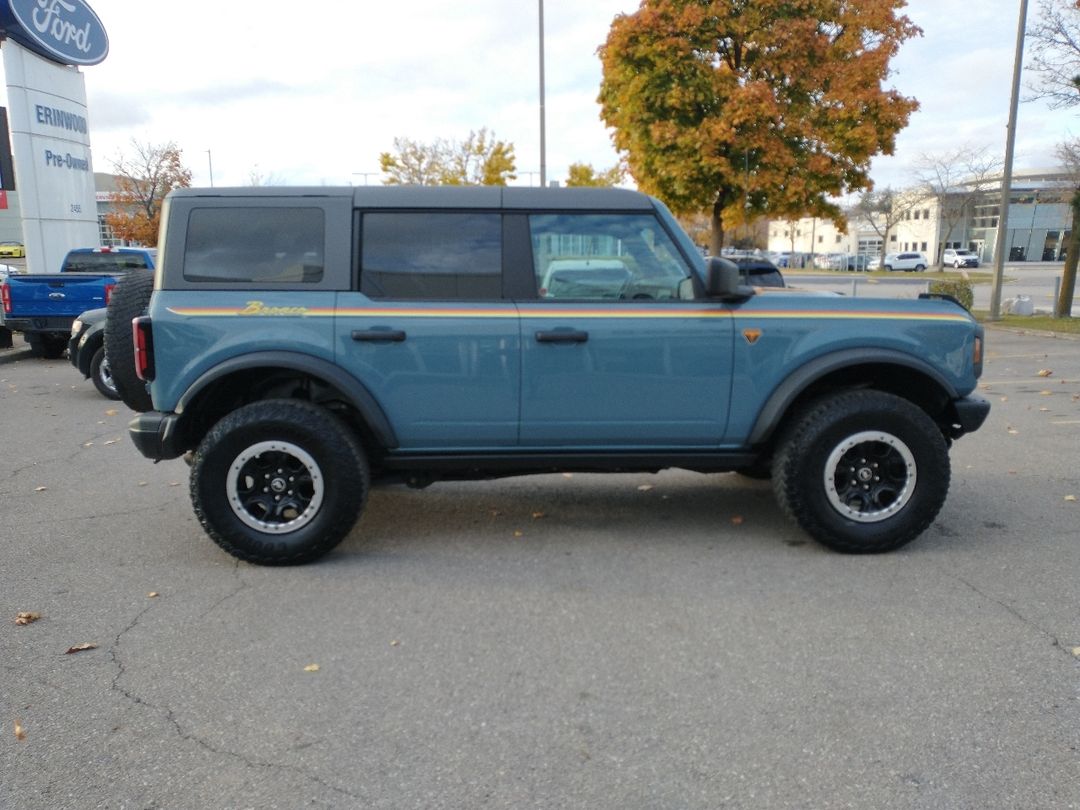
[{"left": 164, "top": 305, "right": 972, "bottom": 324}]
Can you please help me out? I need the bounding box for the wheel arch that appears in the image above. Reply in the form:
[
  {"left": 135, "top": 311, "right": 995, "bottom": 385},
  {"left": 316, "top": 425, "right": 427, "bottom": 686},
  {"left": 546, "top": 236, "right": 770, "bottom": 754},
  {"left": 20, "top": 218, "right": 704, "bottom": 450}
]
[
  {"left": 173, "top": 351, "right": 398, "bottom": 454},
  {"left": 749, "top": 349, "right": 958, "bottom": 447}
]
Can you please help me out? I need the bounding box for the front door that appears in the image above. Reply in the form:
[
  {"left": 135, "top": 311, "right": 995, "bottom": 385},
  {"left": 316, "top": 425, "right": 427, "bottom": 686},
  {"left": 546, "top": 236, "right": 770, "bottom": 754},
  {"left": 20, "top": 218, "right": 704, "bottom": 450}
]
[{"left": 518, "top": 213, "right": 734, "bottom": 448}]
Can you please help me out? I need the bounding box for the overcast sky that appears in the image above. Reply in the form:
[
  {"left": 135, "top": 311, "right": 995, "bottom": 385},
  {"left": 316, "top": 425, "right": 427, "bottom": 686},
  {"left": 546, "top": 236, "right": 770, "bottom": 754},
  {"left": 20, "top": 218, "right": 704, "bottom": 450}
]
[{"left": 2, "top": 0, "right": 1075, "bottom": 191}]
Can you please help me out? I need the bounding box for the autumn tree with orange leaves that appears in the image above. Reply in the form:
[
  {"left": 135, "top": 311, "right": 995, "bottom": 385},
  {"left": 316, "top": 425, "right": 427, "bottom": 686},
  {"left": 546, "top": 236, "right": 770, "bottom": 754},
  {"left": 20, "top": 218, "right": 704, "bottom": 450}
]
[
  {"left": 599, "top": 0, "right": 920, "bottom": 254},
  {"left": 104, "top": 140, "right": 192, "bottom": 246}
]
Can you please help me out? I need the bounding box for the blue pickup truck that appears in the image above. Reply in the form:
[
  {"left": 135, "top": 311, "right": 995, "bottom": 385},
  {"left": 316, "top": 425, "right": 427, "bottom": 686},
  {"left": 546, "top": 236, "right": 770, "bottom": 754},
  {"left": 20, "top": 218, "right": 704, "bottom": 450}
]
[
  {"left": 113, "top": 186, "right": 988, "bottom": 565},
  {"left": 0, "top": 247, "right": 155, "bottom": 357}
]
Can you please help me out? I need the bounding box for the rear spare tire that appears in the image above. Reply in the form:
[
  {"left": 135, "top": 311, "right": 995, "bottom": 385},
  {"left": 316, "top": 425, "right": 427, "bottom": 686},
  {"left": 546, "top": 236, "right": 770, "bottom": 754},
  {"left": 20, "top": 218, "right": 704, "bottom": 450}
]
[{"left": 104, "top": 270, "right": 154, "bottom": 412}]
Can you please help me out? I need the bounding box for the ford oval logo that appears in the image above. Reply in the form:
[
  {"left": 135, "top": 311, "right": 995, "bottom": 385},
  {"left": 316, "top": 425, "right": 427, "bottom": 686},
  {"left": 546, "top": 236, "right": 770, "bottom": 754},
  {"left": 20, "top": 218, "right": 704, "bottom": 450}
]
[
  {"left": 48, "top": 291, "right": 66, "bottom": 300},
  {"left": 3, "top": 0, "right": 109, "bottom": 66}
]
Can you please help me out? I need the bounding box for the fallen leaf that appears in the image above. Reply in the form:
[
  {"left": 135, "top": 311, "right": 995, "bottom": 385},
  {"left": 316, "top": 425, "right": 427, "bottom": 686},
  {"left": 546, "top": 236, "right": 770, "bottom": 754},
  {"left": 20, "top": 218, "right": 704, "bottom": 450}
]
[
  {"left": 1008, "top": 470, "right": 1017, "bottom": 475},
  {"left": 1039, "top": 407, "right": 1050, "bottom": 412},
  {"left": 637, "top": 484, "right": 653, "bottom": 492},
  {"left": 34, "top": 486, "right": 47, "bottom": 492},
  {"left": 1065, "top": 495, "right": 1077, "bottom": 502},
  {"left": 137, "top": 482, "right": 148, "bottom": 487},
  {"left": 14, "top": 719, "right": 26, "bottom": 742},
  {"left": 1039, "top": 390, "right": 1053, "bottom": 396},
  {"left": 390, "top": 639, "right": 400, "bottom": 647},
  {"left": 562, "top": 473, "right": 574, "bottom": 479},
  {"left": 513, "top": 530, "right": 524, "bottom": 538},
  {"left": 147, "top": 592, "right": 159, "bottom": 599},
  {"left": 999, "top": 396, "right": 1008, "bottom": 402},
  {"left": 730, "top": 515, "right": 744, "bottom": 526},
  {"left": 83, "top": 441, "right": 94, "bottom": 448},
  {"left": 1037, "top": 369, "right": 1053, "bottom": 377},
  {"left": 531, "top": 511, "right": 545, "bottom": 519},
  {"left": 64, "top": 643, "right": 98, "bottom": 655},
  {"left": 15, "top": 612, "right": 41, "bottom": 626},
  {"left": 169, "top": 482, "right": 180, "bottom": 487},
  {"left": 1007, "top": 429, "right": 1019, "bottom": 435},
  {"left": 1072, "top": 647, "right": 1080, "bottom": 658},
  {"left": 105, "top": 409, "right": 118, "bottom": 416},
  {"left": 104, "top": 440, "right": 117, "bottom": 446},
  {"left": 303, "top": 663, "right": 320, "bottom": 672}
]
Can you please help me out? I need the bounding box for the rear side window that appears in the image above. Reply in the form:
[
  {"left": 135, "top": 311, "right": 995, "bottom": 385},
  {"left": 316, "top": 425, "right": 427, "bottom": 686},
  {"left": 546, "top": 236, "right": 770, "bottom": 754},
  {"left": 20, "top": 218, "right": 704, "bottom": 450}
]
[
  {"left": 361, "top": 213, "right": 501, "bottom": 300},
  {"left": 63, "top": 253, "right": 150, "bottom": 272},
  {"left": 183, "top": 208, "right": 325, "bottom": 283}
]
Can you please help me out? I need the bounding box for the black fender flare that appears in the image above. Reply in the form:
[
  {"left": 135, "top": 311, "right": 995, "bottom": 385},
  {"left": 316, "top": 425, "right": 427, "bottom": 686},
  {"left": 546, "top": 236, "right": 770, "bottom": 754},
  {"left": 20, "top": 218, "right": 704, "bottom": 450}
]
[
  {"left": 174, "top": 350, "right": 399, "bottom": 449},
  {"left": 748, "top": 348, "right": 960, "bottom": 446}
]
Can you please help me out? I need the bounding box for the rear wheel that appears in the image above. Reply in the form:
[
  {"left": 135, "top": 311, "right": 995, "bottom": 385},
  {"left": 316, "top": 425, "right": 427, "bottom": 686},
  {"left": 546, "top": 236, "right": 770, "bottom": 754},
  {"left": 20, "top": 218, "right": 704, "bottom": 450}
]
[
  {"left": 190, "top": 399, "right": 369, "bottom": 565},
  {"left": 104, "top": 270, "right": 154, "bottom": 412},
  {"left": 772, "top": 390, "right": 949, "bottom": 553}
]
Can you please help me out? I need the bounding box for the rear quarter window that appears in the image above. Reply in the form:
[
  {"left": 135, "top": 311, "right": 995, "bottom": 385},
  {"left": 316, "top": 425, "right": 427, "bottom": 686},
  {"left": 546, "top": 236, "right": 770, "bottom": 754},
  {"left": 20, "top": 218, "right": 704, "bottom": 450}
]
[{"left": 183, "top": 208, "right": 325, "bottom": 284}]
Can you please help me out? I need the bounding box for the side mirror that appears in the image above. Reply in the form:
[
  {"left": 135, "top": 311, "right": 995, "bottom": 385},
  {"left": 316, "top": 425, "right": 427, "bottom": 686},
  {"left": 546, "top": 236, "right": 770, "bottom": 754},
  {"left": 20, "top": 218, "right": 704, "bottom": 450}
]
[{"left": 706, "top": 257, "right": 755, "bottom": 301}]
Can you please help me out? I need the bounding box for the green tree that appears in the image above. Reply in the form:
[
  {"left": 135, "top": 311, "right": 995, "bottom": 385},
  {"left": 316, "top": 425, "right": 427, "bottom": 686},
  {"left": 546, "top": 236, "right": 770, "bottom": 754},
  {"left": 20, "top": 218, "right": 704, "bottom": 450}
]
[
  {"left": 379, "top": 128, "right": 516, "bottom": 186},
  {"left": 105, "top": 140, "right": 192, "bottom": 246},
  {"left": 598, "top": 0, "right": 920, "bottom": 254},
  {"left": 1028, "top": 0, "right": 1080, "bottom": 317},
  {"left": 565, "top": 162, "right": 626, "bottom": 187}
]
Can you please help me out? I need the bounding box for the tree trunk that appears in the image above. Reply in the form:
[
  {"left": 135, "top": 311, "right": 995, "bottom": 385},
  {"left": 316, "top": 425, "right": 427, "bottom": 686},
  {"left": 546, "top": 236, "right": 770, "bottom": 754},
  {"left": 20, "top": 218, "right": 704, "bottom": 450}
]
[
  {"left": 709, "top": 200, "right": 724, "bottom": 256},
  {"left": 1055, "top": 194, "right": 1080, "bottom": 318}
]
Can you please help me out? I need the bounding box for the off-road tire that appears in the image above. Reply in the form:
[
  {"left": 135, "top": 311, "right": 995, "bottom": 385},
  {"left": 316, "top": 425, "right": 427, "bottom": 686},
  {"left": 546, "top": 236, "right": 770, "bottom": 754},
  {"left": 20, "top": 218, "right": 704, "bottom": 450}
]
[
  {"left": 772, "top": 390, "right": 949, "bottom": 554},
  {"left": 104, "top": 269, "right": 154, "bottom": 412},
  {"left": 190, "top": 399, "right": 369, "bottom": 565},
  {"left": 90, "top": 346, "right": 120, "bottom": 400}
]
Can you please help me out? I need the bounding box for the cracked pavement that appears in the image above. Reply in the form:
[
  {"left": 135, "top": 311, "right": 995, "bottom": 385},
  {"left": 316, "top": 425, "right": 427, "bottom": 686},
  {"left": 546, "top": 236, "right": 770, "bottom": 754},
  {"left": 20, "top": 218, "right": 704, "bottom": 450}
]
[{"left": 1, "top": 330, "right": 1079, "bottom": 809}]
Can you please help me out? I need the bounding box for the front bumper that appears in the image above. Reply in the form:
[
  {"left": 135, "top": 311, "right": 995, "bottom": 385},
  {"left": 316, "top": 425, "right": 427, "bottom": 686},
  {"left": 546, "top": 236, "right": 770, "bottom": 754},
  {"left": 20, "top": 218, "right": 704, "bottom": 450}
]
[
  {"left": 947, "top": 394, "right": 991, "bottom": 438},
  {"left": 129, "top": 411, "right": 186, "bottom": 460}
]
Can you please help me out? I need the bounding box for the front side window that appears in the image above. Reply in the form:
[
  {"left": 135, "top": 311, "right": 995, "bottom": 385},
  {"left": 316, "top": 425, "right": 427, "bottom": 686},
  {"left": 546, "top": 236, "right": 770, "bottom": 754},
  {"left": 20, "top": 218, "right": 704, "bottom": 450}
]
[
  {"left": 529, "top": 214, "right": 695, "bottom": 301},
  {"left": 361, "top": 213, "right": 501, "bottom": 300},
  {"left": 184, "top": 207, "right": 325, "bottom": 283}
]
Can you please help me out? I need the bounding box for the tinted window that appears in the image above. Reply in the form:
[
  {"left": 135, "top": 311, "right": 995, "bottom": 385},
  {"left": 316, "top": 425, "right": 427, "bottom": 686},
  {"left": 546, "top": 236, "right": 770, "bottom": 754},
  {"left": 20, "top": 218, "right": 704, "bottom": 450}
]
[
  {"left": 361, "top": 213, "right": 501, "bottom": 300},
  {"left": 63, "top": 253, "right": 150, "bottom": 272},
  {"left": 529, "top": 214, "right": 694, "bottom": 301},
  {"left": 184, "top": 208, "right": 325, "bottom": 283}
]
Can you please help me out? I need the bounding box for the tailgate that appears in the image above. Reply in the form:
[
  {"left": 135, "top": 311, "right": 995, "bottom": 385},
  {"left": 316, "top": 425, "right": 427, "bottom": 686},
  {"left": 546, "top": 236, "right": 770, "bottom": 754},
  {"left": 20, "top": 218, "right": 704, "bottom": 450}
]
[{"left": 6, "top": 275, "right": 113, "bottom": 317}]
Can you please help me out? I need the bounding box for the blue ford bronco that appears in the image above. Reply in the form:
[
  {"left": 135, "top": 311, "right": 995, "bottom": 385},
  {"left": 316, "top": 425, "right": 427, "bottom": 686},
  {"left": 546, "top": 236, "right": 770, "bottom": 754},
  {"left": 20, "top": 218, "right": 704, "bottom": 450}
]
[{"left": 112, "top": 186, "right": 989, "bottom": 565}]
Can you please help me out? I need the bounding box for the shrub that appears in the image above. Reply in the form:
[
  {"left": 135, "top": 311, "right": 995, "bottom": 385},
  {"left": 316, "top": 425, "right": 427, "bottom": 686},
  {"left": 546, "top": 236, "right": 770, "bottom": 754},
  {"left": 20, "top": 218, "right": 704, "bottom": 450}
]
[{"left": 928, "top": 278, "right": 974, "bottom": 310}]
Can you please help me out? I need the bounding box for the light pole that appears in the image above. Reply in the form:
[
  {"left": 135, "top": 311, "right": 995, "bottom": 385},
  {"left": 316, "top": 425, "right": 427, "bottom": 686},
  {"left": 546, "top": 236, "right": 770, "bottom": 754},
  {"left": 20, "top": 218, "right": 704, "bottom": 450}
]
[
  {"left": 206, "top": 149, "right": 214, "bottom": 188},
  {"left": 538, "top": 0, "right": 547, "bottom": 188},
  {"left": 989, "top": 0, "right": 1029, "bottom": 320}
]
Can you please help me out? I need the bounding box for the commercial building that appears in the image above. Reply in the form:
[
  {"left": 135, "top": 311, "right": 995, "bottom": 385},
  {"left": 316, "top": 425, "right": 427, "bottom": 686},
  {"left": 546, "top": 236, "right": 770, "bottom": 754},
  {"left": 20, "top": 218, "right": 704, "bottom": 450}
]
[{"left": 768, "top": 168, "right": 1074, "bottom": 265}]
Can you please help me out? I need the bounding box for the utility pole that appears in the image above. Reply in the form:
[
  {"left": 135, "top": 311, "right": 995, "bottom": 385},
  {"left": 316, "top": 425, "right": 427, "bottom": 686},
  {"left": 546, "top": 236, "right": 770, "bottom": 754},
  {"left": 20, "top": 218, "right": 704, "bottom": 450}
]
[
  {"left": 989, "top": 0, "right": 1028, "bottom": 320},
  {"left": 206, "top": 149, "right": 214, "bottom": 188},
  {"left": 538, "top": 0, "right": 547, "bottom": 188}
]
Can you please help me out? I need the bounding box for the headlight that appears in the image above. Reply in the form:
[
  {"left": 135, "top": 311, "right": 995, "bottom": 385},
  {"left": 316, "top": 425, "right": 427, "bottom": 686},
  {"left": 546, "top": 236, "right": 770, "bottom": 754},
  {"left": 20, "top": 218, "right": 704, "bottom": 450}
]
[{"left": 70, "top": 319, "right": 83, "bottom": 337}]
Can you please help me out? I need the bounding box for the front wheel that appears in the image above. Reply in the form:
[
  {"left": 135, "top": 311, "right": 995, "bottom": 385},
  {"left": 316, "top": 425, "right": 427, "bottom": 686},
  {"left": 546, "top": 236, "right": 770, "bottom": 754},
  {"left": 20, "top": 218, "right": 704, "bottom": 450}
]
[
  {"left": 90, "top": 347, "right": 120, "bottom": 400},
  {"left": 190, "top": 399, "right": 370, "bottom": 565},
  {"left": 772, "top": 390, "right": 949, "bottom": 553}
]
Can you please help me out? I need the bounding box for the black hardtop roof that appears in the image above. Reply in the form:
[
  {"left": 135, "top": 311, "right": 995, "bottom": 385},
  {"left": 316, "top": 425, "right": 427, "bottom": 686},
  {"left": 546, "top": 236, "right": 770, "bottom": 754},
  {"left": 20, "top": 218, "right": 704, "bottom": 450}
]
[{"left": 167, "top": 185, "right": 656, "bottom": 211}]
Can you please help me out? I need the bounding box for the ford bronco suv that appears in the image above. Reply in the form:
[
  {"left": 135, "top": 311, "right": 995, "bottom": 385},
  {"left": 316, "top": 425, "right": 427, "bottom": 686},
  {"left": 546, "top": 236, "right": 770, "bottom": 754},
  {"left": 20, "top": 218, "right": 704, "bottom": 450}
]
[{"left": 113, "top": 186, "right": 988, "bottom": 565}]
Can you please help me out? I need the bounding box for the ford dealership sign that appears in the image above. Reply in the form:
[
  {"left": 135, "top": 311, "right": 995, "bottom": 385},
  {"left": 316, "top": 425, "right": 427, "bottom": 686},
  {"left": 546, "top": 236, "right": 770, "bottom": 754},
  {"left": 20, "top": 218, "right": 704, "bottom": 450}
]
[{"left": 0, "top": 0, "right": 109, "bottom": 66}]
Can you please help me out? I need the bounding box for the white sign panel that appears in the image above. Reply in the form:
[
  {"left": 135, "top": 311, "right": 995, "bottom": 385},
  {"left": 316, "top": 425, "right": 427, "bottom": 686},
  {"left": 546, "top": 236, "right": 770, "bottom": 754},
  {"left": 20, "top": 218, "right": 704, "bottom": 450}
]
[{"left": 3, "top": 41, "right": 98, "bottom": 274}]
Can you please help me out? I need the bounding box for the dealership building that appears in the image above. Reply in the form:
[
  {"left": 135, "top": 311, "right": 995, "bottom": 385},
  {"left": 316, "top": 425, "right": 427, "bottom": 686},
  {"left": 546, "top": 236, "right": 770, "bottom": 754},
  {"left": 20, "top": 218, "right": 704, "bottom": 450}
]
[{"left": 768, "top": 168, "right": 1074, "bottom": 265}]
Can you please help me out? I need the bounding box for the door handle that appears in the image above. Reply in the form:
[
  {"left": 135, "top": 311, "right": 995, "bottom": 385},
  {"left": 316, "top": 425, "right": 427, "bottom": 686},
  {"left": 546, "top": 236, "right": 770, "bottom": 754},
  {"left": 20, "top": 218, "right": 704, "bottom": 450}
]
[
  {"left": 352, "top": 329, "right": 406, "bottom": 342},
  {"left": 535, "top": 330, "right": 588, "bottom": 344}
]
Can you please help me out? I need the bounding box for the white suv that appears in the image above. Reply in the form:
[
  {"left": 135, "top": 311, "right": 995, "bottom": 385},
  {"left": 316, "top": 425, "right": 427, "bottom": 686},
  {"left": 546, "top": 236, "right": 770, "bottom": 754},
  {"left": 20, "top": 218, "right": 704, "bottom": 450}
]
[
  {"left": 943, "top": 249, "right": 979, "bottom": 268},
  {"left": 883, "top": 252, "right": 928, "bottom": 272}
]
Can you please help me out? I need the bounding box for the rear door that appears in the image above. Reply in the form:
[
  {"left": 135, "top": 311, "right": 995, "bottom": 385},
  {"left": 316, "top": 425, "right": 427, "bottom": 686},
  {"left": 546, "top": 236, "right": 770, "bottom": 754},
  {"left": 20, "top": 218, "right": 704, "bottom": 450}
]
[
  {"left": 517, "top": 212, "right": 734, "bottom": 447},
  {"left": 336, "top": 210, "right": 520, "bottom": 450}
]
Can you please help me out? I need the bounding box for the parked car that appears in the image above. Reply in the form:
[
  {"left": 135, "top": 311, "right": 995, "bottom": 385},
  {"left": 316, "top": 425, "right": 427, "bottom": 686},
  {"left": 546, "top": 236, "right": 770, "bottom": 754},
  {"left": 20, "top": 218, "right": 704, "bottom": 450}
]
[
  {"left": 943, "top": 249, "right": 979, "bottom": 269},
  {"left": 116, "top": 185, "right": 988, "bottom": 565},
  {"left": 733, "top": 257, "right": 785, "bottom": 287},
  {"left": 68, "top": 307, "right": 119, "bottom": 399},
  {"left": 0, "top": 241, "right": 25, "bottom": 258},
  {"left": 882, "top": 252, "right": 928, "bottom": 272}
]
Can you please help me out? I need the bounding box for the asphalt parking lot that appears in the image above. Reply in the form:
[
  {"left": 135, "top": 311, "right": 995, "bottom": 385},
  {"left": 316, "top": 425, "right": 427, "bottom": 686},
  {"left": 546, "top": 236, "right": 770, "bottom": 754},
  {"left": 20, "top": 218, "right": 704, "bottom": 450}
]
[{"left": 1, "top": 327, "right": 1078, "bottom": 809}]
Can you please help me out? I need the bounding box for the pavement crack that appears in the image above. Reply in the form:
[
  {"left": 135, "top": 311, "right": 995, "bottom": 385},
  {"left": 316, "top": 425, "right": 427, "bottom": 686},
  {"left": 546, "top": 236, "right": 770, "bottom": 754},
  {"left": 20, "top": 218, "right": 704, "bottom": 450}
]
[
  {"left": 950, "top": 573, "right": 1070, "bottom": 657},
  {"left": 106, "top": 584, "right": 360, "bottom": 802}
]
